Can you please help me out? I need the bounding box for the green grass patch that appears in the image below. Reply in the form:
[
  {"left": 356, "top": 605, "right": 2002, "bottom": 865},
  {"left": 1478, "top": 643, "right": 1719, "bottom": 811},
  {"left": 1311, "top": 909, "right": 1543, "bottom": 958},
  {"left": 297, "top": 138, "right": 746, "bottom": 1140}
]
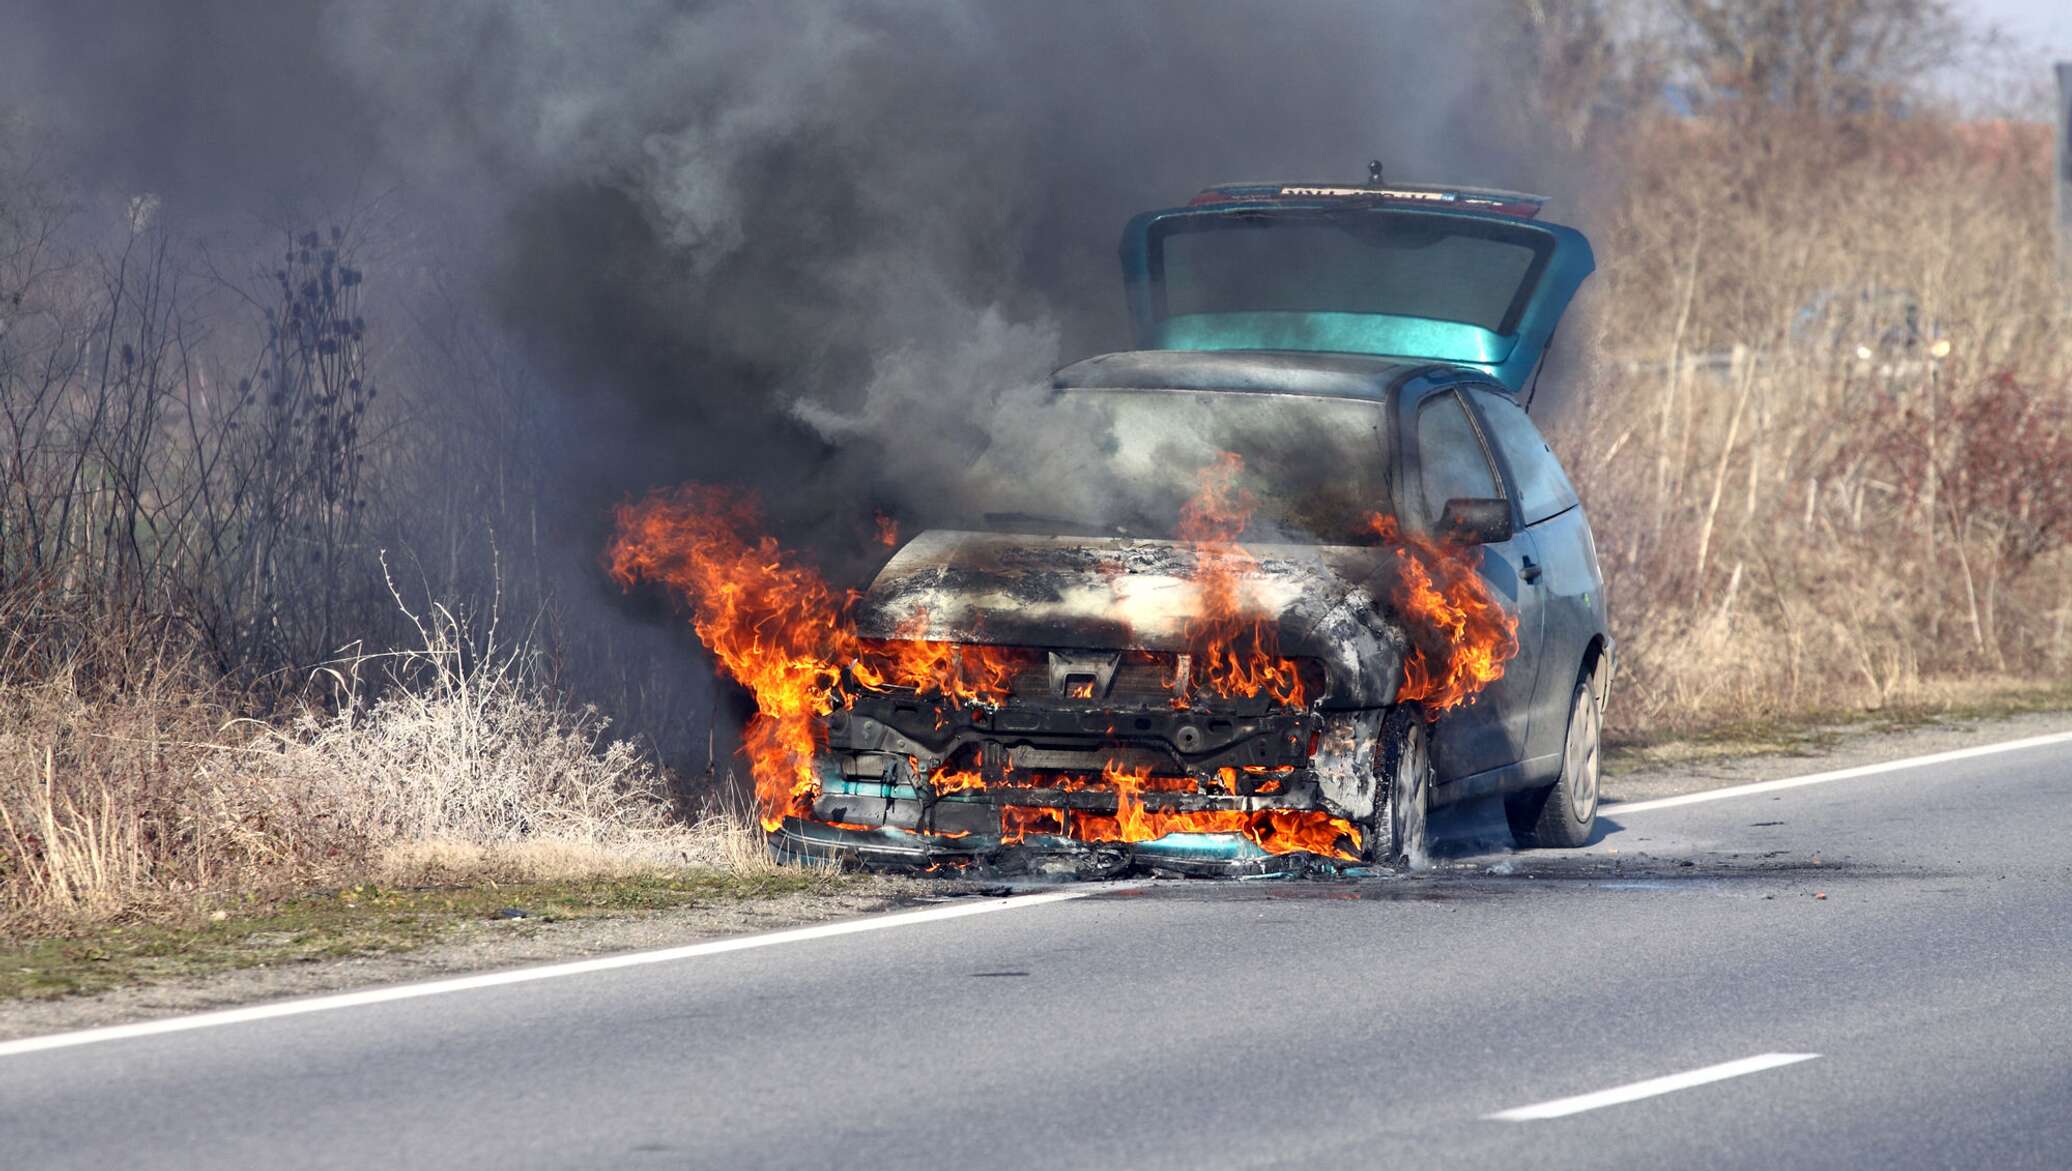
[{"left": 0, "top": 869, "right": 851, "bottom": 1003}]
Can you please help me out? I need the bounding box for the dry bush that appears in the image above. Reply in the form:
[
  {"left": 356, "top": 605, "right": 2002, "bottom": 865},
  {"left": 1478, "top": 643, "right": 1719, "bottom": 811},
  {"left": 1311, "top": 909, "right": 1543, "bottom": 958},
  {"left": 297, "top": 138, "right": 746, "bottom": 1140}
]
[
  {"left": 249, "top": 575, "right": 722, "bottom": 876},
  {"left": 1559, "top": 110, "right": 2072, "bottom": 738},
  {"left": 0, "top": 129, "right": 713, "bottom": 769},
  {"left": 0, "top": 128, "right": 748, "bottom": 930},
  {"left": 0, "top": 581, "right": 735, "bottom": 931},
  {"left": 0, "top": 600, "right": 296, "bottom": 925},
  {"left": 0, "top": 131, "right": 733, "bottom": 928}
]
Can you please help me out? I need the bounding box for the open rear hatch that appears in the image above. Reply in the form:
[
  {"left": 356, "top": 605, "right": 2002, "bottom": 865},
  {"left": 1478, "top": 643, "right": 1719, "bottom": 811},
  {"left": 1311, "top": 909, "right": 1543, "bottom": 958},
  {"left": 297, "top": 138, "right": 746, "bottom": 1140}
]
[{"left": 1120, "top": 189, "right": 1594, "bottom": 394}]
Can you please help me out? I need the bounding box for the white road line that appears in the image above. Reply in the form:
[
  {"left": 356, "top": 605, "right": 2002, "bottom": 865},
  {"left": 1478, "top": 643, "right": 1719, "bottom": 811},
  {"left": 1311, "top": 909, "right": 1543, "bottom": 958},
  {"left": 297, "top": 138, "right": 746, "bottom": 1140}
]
[
  {"left": 0, "top": 888, "right": 1097, "bottom": 1060},
  {"left": 1606, "top": 729, "right": 2072, "bottom": 815},
  {"left": 1488, "top": 1052, "right": 1821, "bottom": 1121}
]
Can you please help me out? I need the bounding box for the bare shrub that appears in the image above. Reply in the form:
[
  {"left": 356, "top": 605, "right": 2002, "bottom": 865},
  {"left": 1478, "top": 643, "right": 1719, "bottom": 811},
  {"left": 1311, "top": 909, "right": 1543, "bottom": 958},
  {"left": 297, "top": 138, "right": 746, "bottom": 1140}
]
[
  {"left": 0, "top": 580, "right": 727, "bottom": 931},
  {"left": 0, "top": 602, "right": 287, "bottom": 924},
  {"left": 1565, "top": 109, "right": 2072, "bottom": 738},
  {"left": 246, "top": 571, "right": 715, "bottom": 871}
]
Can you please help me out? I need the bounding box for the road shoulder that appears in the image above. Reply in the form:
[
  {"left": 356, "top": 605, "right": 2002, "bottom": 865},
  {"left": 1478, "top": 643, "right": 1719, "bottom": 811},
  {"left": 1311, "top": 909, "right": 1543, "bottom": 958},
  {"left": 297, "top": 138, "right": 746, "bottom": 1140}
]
[
  {"left": 0, "top": 872, "right": 958, "bottom": 1042},
  {"left": 9, "top": 706, "right": 2068, "bottom": 1045},
  {"left": 1603, "top": 707, "right": 2072, "bottom": 805}
]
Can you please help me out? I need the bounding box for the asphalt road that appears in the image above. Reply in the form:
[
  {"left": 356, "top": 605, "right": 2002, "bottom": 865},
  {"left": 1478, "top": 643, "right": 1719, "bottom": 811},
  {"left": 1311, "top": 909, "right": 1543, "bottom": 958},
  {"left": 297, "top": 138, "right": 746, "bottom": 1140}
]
[{"left": 5, "top": 733, "right": 2070, "bottom": 1170}]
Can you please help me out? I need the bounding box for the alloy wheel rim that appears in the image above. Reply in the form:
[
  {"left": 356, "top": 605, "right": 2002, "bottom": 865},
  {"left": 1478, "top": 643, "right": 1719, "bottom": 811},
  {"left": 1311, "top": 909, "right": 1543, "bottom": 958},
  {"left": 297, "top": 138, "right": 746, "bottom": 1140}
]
[
  {"left": 1396, "top": 727, "right": 1429, "bottom": 866},
  {"left": 1567, "top": 690, "right": 1600, "bottom": 822}
]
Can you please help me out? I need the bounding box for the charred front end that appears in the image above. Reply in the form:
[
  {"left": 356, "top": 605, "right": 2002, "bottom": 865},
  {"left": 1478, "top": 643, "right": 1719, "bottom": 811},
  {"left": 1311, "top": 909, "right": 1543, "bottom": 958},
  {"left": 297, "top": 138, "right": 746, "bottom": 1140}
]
[{"left": 773, "top": 529, "right": 1406, "bottom": 876}]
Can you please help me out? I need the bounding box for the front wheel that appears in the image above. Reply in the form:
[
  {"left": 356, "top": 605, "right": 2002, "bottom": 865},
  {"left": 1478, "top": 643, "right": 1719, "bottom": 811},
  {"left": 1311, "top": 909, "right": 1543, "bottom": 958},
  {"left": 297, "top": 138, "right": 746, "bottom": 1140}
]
[
  {"left": 1368, "top": 705, "right": 1430, "bottom": 868},
  {"left": 1505, "top": 674, "right": 1601, "bottom": 848}
]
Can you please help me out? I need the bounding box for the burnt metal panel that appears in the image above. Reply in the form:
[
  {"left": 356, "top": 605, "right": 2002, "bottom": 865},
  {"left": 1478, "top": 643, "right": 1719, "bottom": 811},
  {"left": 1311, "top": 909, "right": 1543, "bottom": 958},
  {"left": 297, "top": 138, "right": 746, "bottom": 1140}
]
[{"left": 854, "top": 530, "right": 1406, "bottom": 708}]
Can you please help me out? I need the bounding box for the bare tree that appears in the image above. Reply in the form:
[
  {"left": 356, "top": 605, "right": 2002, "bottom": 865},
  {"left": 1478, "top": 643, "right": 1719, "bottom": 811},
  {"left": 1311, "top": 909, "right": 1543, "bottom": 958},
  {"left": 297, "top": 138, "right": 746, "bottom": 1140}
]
[
  {"left": 1670, "top": 0, "right": 1968, "bottom": 116},
  {"left": 1514, "top": 0, "right": 1667, "bottom": 149}
]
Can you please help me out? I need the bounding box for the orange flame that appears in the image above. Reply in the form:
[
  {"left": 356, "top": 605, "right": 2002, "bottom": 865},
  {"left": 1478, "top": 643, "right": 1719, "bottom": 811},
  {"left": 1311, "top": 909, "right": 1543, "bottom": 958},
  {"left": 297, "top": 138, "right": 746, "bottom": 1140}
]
[
  {"left": 607, "top": 470, "right": 1511, "bottom": 856},
  {"left": 850, "top": 625, "right": 1031, "bottom": 708},
  {"left": 606, "top": 486, "right": 856, "bottom": 832},
  {"left": 608, "top": 486, "right": 1030, "bottom": 830},
  {"left": 935, "top": 757, "right": 1359, "bottom": 860},
  {"left": 1174, "top": 453, "right": 1306, "bottom": 707},
  {"left": 930, "top": 768, "right": 989, "bottom": 795},
  {"left": 1366, "top": 514, "right": 1519, "bottom": 712},
  {"left": 1062, "top": 760, "right": 1359, "bottom": 860},
  {"left": 873, "top": 511, "right": 899, "bottom": 548},
  {"left": 1000, "top": 805, "right": 1066, "bottom": 844}
]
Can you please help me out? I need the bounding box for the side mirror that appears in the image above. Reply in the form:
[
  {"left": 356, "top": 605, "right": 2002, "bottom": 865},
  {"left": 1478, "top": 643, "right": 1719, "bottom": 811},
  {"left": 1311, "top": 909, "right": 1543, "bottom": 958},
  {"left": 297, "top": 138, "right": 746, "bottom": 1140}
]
[{"left": 1436, "top": 497, "right": 1513, "bottom": 545}]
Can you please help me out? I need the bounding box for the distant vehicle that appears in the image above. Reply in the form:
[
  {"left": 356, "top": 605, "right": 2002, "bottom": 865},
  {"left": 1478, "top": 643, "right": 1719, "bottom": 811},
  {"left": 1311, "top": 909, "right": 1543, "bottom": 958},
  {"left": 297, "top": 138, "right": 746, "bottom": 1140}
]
[
  {"left": 1791, "top": 286, "right": 1952, "bottom": 370},
  {"left": 782, "top": 178, "right": 1613, "bottom": 874}
]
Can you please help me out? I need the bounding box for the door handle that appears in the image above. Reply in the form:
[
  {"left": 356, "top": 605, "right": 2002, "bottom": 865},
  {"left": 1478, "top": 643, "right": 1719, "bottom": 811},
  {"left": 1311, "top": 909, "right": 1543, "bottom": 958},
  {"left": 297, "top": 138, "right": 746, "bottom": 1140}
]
[{"left": 1520, "top": 555, "right": 1543, "bottom": 584}]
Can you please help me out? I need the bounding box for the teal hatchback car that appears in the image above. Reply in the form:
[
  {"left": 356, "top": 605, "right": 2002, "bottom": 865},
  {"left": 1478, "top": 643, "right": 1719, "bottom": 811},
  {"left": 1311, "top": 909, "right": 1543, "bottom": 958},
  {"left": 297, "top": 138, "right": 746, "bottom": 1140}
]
[{"left": 781, "top": 176, "right": 1614, "bottom": 875}]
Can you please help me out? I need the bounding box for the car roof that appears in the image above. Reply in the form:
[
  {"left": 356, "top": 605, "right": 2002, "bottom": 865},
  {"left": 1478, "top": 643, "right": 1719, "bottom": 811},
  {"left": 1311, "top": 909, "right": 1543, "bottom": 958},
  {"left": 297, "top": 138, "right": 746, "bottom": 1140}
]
[{"left": 1052, "top": 349, "right": 1436, "bottom": 402}]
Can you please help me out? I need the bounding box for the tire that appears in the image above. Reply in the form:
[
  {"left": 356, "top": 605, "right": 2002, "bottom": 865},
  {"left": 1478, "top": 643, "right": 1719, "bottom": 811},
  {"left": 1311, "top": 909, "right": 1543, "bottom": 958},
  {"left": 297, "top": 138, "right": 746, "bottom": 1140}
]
[
  {"left": 1369, "top": 704, "right": 1431, "bottom": 867},
  {"left": 1505, "top": 672, "right": 1601, "bottom": 848}
]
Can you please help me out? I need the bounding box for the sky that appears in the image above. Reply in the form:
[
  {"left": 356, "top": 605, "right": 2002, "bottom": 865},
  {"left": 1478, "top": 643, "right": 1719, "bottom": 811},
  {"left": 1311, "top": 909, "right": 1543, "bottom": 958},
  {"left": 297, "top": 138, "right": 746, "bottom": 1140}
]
[
  {"left": 1966, "top": 0, "right": 2072, "bottom": 60},
  {"left": 1940, "top": 0, "right": 2072, "bottom": 111}
]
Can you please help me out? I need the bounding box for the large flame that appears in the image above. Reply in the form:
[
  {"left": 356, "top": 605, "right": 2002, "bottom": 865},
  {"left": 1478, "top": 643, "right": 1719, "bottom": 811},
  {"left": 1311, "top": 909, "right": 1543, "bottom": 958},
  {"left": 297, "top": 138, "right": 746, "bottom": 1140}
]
[
  {"left": 606, "top": 462, "right": 1515, "bottom": 855},
  {"left": 607, "top": 486, "right": 1031, "bottom": 829},
  {"left": 926, "top": 750, "right": 1363, "bottom": 857},
  {"left": 1075, "top": 760, "right": 1360, "bottom": 859},
  {"left": 850, "top": 619, "right": 1032, "bottom": 708},
  {"left": 607, "top": 487, "right": 853, "bottom": 831},
  {"left": 1366, "top": 514, "right": 1520, "bottom": 712},
  {"left": 1172, "top": 453, "right": 1306, "bottom": 707}
]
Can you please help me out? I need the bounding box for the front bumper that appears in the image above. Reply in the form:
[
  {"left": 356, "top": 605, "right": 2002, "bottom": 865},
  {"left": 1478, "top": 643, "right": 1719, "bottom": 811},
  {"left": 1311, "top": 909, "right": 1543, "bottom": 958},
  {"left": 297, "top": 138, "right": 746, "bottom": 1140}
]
[
  {"left": 800, "top": 669, "right": 1380, "bottom": 876},
  {"left": 771, "top": 816, "right": 1340, "bottom": 878}
]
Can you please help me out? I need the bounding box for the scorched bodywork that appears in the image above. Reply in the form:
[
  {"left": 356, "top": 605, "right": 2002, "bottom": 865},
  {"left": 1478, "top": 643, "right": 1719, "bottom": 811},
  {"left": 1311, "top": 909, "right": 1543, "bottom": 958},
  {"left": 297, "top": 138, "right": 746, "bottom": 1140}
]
[
  {"left": 780, "top": 529, "right": 1415, "bottom": 875},
  {"left": 762, "top": 177, "right": 1614, "bottom": 872}
]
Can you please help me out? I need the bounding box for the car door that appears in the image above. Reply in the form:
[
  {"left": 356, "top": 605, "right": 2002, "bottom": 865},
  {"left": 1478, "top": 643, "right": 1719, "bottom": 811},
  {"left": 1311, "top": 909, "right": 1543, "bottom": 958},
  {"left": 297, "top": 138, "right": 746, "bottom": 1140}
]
[
  {"left": 1465, "top": 386, "right": 1594, "bottom": 769},
  {"left": 1406, "top": 386, "right": 1547, "bottom": 785}
]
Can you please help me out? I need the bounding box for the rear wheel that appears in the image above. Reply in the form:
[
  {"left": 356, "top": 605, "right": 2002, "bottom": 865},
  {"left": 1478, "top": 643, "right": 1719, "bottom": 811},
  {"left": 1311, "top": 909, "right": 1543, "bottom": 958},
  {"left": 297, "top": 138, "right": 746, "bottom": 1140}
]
[
  {"left": 1369, "top": 705, "right": 1430, "bottom": 867},
  {"left": 1505, "top": 673, "right": 1601, "bottom": 848}
]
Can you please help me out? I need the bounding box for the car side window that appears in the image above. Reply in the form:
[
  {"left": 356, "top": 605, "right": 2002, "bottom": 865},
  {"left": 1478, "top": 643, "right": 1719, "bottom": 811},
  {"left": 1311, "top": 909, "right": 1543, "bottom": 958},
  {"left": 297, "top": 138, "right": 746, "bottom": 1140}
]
[
  {"left": 1470, "top": 389, "right": 1579, "bottom": 526},
  {"left": 1416, "top": 391, "right": 1501, "bottom": 524}
]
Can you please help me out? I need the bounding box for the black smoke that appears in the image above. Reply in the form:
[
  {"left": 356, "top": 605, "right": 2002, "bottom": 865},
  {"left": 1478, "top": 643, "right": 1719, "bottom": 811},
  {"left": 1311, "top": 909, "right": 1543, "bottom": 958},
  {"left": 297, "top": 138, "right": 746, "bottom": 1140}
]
[
  {"left": 0, "top": 0, "right": 1579, "bottom": 758},
  {"left": 4, "top": 0, "right": 1570, "bottom": 520}
]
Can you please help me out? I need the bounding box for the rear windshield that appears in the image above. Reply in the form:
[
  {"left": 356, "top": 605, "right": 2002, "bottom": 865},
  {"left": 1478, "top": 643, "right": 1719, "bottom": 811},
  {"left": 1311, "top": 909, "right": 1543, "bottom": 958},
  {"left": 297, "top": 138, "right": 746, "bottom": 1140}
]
[
  {"left": 960, "top": 388, "right": 1392, "bottom": 545},
  {"left": 1155, "top": 212, "right": 1549, "bottom": 334}
]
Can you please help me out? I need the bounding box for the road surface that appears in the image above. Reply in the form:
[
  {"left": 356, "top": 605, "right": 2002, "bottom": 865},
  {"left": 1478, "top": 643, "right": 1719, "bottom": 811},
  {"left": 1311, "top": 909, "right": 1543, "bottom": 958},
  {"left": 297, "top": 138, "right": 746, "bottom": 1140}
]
[{"left": 4, "top": 732, "right": 2070, "bottom": 1169}]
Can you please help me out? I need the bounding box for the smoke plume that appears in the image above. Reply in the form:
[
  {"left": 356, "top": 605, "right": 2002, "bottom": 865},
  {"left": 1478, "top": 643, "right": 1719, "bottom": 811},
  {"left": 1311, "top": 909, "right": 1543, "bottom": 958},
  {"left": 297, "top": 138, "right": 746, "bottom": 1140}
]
[{"left": 0, "top": 0, "right": 1578, "bottom": 756}]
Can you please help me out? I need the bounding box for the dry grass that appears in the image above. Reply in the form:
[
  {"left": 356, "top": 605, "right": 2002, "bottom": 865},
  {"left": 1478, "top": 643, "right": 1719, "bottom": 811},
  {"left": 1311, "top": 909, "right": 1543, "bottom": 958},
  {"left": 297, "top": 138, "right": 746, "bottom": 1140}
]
[
  {"left": 0, "top": 582, "right": 764, "bottom": 933},
  {"left": 0, "top": 610, "right": 270, "bottom": 924},
  {"left": 255, "top": 576, "right": 703, "bottom": 860},
  {"left": 362, "top": 792, "right": 783, "bottom": 888},
  {"left": 1563, "top": 111, "right": 2072, "bottom": 741},
  {"left": 1, "top": 867, "right": 855, "bottom": 1002}
]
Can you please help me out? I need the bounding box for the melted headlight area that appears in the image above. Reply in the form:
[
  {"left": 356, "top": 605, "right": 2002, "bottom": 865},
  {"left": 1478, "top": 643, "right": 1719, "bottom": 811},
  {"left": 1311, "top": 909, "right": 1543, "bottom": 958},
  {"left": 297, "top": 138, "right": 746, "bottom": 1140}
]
[{"left": 781, "top": 649, "right": 1385, "bottom": 875}]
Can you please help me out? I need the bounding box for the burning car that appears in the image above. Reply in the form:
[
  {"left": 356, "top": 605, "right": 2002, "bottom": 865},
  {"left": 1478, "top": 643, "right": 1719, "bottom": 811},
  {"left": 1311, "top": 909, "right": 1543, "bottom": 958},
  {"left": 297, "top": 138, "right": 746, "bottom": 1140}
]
[{"left": 611, "top": 176, "right": 1613, "bottom": 875}]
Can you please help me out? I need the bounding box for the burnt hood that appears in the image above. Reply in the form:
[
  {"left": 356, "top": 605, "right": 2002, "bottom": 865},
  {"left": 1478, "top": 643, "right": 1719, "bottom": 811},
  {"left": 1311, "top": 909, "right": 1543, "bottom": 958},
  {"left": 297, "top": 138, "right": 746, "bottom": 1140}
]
[{"left": 854, "top": 529, "right": 1406, "bottom": 707}]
